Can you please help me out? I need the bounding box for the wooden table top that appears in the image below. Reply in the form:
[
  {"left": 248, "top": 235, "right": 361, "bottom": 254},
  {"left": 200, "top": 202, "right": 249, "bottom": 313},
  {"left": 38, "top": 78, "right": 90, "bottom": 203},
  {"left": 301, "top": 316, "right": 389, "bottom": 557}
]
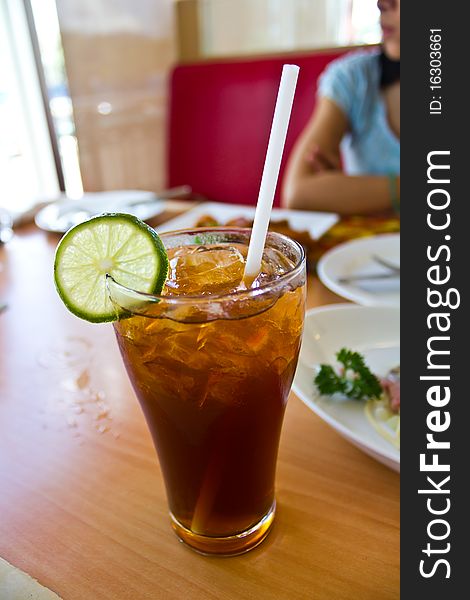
[{"left": 0, "top": 219, "right": 399, "bottom": 600}]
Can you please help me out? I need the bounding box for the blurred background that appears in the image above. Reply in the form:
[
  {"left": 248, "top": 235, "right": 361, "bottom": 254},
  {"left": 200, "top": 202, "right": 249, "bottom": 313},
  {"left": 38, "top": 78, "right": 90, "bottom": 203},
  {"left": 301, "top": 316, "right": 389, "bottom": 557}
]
[{"left": 0, "top": 0, "right": 380, "bottom": 216}]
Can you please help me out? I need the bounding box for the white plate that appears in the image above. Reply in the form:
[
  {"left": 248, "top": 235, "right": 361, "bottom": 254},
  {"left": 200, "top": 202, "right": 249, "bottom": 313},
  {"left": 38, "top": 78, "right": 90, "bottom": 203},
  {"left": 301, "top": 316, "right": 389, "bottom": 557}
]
[
  {"left": 318, "top": 233, "right": 400, "bottom": 307},
  {"left": 35, "top": 190, "right": 166, "bottom": 233},
  {"left": 292, "top": 304, "right": 400, "bottom": 471},
  {"left": 154, "top": 202, "right": 338, "bottom": 240}
]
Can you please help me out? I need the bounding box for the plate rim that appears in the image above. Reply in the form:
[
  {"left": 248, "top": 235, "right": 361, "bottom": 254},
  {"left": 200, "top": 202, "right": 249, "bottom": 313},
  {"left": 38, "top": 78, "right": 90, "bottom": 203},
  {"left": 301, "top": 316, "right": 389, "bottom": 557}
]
[
  {"left": 317, "top": 232, "right": 400, "bottom": 307},
  {"left": 292, "top": 302, "right": 400, "bottom": 466}
]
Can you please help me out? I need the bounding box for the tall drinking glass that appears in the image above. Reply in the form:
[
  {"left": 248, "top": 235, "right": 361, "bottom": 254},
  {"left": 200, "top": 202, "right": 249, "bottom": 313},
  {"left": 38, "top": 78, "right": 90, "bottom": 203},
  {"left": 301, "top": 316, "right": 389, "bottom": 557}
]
[{"left": 108, "top": 228, "right": 306, "bottom": 555}]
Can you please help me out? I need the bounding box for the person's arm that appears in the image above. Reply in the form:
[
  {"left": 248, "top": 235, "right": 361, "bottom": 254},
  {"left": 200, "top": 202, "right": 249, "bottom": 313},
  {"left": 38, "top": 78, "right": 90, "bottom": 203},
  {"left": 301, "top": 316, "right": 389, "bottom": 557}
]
[{"left": 282, "top": 97, "right": 398, "bottom": 214}]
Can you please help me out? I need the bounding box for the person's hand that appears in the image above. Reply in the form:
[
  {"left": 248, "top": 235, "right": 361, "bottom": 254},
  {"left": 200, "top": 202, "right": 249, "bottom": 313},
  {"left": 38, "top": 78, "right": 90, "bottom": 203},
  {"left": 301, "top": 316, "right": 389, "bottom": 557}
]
[{"left": 305, "top": 144, "right": 341, "bottom": 173}]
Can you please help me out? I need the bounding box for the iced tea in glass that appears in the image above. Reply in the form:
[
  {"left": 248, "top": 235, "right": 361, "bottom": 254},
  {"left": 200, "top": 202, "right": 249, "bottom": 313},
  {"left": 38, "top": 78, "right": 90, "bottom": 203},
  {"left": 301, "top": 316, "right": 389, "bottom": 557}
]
[{"left": 108, "top": 228, "right": 306, "bottom": 555}]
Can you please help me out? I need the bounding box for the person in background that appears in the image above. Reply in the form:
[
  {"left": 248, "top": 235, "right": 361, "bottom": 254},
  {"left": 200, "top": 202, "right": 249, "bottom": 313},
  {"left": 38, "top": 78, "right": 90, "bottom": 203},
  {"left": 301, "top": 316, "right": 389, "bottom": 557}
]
[{"left": 282, "top": 0, "right": 400, "bottom": 215}]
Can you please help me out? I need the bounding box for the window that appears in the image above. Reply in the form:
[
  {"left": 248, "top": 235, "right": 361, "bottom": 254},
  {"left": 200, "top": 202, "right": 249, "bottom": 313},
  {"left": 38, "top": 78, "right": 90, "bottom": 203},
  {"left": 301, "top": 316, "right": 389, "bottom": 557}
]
[{"left": 0, "top": 0, "right": 60, "bottom": 215}]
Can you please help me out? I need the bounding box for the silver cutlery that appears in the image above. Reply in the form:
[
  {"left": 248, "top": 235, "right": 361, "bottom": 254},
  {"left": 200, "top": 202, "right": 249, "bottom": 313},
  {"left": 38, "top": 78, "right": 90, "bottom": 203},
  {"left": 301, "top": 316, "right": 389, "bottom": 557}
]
[
  {"left": 337, "top": 254, "right": 401, "bottom": 283},
  {"left": 338, "top": 272, "right": 400, "bottom": 284},
  {"left": 57, "top": 185, "right": 192, "bottom": 219},
  {"left": 371, "top": 254, "right": 400, "bottom": 273}
]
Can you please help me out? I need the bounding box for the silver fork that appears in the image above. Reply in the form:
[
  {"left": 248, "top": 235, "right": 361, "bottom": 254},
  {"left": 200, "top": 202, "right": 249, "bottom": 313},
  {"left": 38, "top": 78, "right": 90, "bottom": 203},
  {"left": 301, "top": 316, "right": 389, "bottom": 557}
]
[
  {"left": 372, "top": 254, "right": 400, "bottom": 273},
  {"left": 338, "top": 254, "right": 400, "bottom": 283},
  {"left": 338, "top": 272, "right": 399, "bottom": 283},
  {"left": 56, "top": 185, "right": 193, "bottom": 231},
  {"left": 57, "top": 185, "right": 192, "bottom": 219}
]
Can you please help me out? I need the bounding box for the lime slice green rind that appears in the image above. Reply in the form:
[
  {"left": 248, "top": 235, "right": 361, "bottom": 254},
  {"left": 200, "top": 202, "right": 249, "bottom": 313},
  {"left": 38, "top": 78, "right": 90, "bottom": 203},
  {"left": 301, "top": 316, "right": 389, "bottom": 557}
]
[{"left": 54, "top": 213, "right": 169, "bottom": 323}]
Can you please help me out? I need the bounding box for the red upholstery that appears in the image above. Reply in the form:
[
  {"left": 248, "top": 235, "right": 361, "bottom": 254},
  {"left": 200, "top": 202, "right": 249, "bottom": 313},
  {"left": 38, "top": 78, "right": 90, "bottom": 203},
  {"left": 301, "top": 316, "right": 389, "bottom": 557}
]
[{"left": 168, "top": 48, "right": 350, "bottom": 206}]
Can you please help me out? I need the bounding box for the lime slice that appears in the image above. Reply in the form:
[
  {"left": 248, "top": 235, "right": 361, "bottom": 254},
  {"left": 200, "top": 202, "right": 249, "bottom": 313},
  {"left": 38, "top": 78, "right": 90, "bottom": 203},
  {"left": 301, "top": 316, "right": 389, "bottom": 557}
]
[{"left": 54, "top": 213, "right": 168, "bottom": 322}]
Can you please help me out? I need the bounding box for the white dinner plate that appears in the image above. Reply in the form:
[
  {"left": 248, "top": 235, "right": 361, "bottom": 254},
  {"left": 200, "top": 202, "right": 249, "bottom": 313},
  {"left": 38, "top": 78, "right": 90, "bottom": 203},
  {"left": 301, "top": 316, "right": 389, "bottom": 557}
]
[
  {"left": 154, "top": 202, "right": 339, "bottom": 240},
  {"left": 292, "top": 304, "right": 400, "bottom": 471},
  {"left": 35, "top": 190, "right": 175, "bottom": 233},
  {"left": 317, "top": 233, "right": 400, "bottom": 307}
]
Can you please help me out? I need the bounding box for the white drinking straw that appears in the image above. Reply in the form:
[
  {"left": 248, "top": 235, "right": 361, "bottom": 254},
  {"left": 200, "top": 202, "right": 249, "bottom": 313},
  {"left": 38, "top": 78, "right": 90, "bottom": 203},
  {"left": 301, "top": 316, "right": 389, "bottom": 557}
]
[{"left": 243, "top": 64, "right": 300, "bottom": 284}]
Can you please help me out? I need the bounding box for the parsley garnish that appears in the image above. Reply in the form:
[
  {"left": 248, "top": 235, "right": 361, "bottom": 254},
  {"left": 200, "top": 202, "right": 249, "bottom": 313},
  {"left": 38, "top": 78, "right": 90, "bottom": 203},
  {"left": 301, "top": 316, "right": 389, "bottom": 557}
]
[{"left": 314, "top": 348, "right": 383, "bottom": 401}]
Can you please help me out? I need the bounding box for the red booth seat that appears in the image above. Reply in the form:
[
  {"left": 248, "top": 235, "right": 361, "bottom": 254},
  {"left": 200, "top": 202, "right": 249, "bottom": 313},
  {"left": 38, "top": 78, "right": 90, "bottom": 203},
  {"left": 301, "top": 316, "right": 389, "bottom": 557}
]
[{"left": 167, "top": 47, "right": 352, "bottom": 207}]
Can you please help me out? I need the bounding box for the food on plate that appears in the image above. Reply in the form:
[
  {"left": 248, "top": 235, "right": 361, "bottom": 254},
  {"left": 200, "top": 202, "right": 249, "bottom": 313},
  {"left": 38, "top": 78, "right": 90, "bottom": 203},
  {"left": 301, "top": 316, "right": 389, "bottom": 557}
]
[
  {"left": 365, "top": 366, "right": 400, "bottom": 449},
  {"left": 314, "top": 349, "right": 400, "bottom": 449},
  {"left": 194, "top": 214, "right": 318, "bottom": 266},
  {"left": 194, "top": 215, "right": 220, "bottom": 227},
  {"left": 314, "top": 347, "right": 383, "bottom": 400}
]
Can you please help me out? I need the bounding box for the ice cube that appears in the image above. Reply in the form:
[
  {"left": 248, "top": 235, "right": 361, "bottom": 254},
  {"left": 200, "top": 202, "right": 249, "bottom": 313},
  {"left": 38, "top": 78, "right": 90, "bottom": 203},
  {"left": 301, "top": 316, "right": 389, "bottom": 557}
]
[{"left": 165, "top": 245, "right": 246, "bottom": 296}]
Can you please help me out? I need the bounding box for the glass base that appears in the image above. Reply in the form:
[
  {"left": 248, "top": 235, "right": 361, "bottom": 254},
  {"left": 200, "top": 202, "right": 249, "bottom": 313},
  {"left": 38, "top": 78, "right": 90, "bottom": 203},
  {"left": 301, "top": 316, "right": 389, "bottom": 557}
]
[{"left": 170, "top": 501, "right": 276, "bottom": 556}]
